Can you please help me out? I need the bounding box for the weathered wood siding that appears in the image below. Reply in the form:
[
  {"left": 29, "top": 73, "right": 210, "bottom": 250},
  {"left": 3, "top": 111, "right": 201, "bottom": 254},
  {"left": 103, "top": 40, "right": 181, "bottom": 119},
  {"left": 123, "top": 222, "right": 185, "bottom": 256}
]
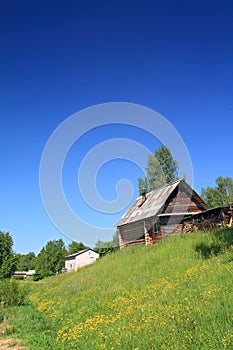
[
  {"left": 159, "top": 215, "right": 184, "bottom": 237},
  {"left": 182, "top": 204, "right": 233, "bottom": 232},
  {"left": 119, "top": 220, "right": 145, "bottom": 245},
  {"left": 145, "top": 216, "right": 162, "bottom": 243},
  {"left": 163, "top": 187, "right": 204, "bottom": 214},
  {"left": 117, "top": 180, "right": 209, "bottom": 248}
]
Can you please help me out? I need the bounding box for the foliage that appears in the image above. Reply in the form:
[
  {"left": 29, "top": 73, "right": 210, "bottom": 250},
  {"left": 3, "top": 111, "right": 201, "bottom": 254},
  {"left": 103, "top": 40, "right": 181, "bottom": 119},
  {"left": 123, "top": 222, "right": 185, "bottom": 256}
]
[
  {"left": 201, "top": 176, "right": 233, "bottom": 208},
  {"left": 94, "top": 241, "right": 118, "bottom": 256},
  {"left": 32, "top": 271, "right": 47, "bottom": 282},
  {"left": 2, "top": 305, "right": 55, "bottom": 349},
  {"left": 35, "top": 239, "right": 67, "bottom": 279},
  {"left": 67, "top": 241, "right": 87, "bottom": 255},
  {"left": 0, "top": 231, "right": 17, "bottom": 279},
  {"left": 138, "top": 145, "right": 179, "bottom": 195},
  {"left": 95, "top": 231, "right": 119, "bottom": 256},
  {"left": 2, "top": 228, "right": 232, "bottom": 349},
  {"left": 112, "top": 230, "right": 120, "bottom": 247},
  {"left": 15, "top": 252, "right": 36, "bottom": 271},
  {"left": 0, "top": 279, "right": 27, "bottom": 308},
  {"left": 195, "top": 227, "right": 233, "bottom": 258}
]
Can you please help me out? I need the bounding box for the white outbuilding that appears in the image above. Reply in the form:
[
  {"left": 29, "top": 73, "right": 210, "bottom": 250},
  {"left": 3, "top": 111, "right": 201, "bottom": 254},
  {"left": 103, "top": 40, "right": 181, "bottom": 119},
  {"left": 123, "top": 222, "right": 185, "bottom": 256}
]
[{"left": 65, "top": 249, "right": 99, "bottom": 272}]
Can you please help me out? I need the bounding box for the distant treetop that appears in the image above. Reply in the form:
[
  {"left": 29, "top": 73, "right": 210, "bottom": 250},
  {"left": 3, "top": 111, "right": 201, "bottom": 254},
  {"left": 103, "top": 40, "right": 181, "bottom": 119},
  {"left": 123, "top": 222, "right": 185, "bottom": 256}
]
[{"left": 138, "top": 145, "right": 179, "bottom": 195}]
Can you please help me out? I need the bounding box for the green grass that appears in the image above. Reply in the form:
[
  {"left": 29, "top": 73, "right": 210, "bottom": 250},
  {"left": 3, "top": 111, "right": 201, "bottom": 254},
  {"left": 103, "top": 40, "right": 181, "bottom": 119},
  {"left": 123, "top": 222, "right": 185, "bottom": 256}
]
[{"left": 1, "top": 228, "right": 233, "bottom": 349}]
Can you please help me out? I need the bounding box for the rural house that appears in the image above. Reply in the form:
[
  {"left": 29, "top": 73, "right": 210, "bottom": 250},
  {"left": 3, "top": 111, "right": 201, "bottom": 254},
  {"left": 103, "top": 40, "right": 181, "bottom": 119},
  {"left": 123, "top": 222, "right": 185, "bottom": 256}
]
[
  {"left": 65, "top": 249, "right": 99, "bottom": 272},
  {"left": 116, "top": 179, "right": 209, "bottom": 248}
]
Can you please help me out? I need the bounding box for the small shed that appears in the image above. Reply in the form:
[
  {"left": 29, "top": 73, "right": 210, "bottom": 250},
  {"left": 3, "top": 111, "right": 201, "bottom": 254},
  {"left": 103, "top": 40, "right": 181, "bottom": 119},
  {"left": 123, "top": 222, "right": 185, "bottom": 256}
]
[
  {"left": 182, "top": 203, "right": 233, "bottom": 232},
  {"left": 65, "top": 249, "right": 99, "bottom": 272},
  {"left": 116, "top": 179, "right": 209, "bottom": 248},
  {"left": 12, "top": 270, "right": 35, "bottom": 279}
]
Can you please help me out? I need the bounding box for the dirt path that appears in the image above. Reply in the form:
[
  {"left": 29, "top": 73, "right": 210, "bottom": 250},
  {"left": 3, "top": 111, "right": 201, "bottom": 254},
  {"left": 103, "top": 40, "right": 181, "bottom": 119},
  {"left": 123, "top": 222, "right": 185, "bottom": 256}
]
[
  {"left": 0, "top": 338, "right": 25, "bottom": 350},
  {"left": 0, "top": 321, "right": 25, "bottom": 350}
]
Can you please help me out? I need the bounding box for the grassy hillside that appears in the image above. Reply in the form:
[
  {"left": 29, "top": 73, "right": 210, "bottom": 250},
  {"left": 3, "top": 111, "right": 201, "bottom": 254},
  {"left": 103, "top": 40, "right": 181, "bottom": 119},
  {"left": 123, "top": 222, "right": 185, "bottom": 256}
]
[{"left": 2, "top": 228, "right": 233, "bottom": 349}]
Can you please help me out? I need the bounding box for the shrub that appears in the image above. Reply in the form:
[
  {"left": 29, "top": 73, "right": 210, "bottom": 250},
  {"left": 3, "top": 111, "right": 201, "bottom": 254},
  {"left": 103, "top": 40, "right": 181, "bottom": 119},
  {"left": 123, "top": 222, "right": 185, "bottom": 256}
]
[
  {"left": 0, "top": 280, "right": 27, "bottom": 308},
  {"left": 195, "top": 227, "right": 233, "bottom": 258},
  {"left": 32, "top": 272, "right": 44, "bottom": 281},
  {"left": 195, "top": 242, "right": 222, "bottom": 258}
]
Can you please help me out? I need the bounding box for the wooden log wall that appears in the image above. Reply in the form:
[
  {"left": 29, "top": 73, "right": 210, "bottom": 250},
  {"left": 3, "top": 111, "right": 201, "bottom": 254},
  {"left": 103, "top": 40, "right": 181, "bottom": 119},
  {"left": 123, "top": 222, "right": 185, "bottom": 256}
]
[{"left": 163, "top": 188, "right": 203, "bottom": 214}]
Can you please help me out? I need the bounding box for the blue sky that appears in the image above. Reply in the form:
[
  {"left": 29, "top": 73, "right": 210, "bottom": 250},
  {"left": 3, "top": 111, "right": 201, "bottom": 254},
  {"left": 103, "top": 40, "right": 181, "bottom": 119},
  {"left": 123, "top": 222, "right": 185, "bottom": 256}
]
[{"left": 0, "top": 0, "right": 232, "bottom": 254}]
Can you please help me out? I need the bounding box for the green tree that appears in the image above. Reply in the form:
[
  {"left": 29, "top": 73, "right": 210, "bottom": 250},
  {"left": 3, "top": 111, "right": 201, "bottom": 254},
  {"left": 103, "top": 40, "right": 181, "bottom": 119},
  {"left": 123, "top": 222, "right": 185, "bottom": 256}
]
[
  {"left": 138, "top": 146, "right": 179, "bottom": 194},
  {"left": 35, "top": 239, "right": 67, "bottom": 279},
  {"left": 67, "top": 241, "right": 87, "bottom": 255},
  {"left": 112, "top": 230, "right": 120, "bottom": 248},
  {"left": 201, "top": 176, "right": 233, "bottom": 208},
  {"left": 0, "top": 231, "right": 16, "bottom": 279},
  {"left": 15, "top": 252, "right": 36, "bottom": 271},
  {"left": 94, "top": 231, "right": 119, "bottom": 256}
]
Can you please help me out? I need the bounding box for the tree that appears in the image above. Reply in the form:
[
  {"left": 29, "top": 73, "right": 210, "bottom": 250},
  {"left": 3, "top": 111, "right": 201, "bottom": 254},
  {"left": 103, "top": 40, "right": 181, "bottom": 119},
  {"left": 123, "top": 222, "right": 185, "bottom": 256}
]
[
  {"left": 94, "top": 231, "right": 119, "bottom": 256},
  {"left": 15, "top": 252, "right": 36, "bottom": 271},
  {"left": 112, "top": 230, "right": 120, "bottom": 248},
  {"left": 201, "top": 176, "right": 233, "bottom": 208},
  {"left": 67, "top": 241, "right": 87, "bottom": 255},
  {"left": 138, "top": 146, "right": 179, "bottom": 194},
  {"left": 35, "top": 239, "right": 67, "bottom": 279},
  {"left": 0, "top": 231, "right": 16, "bottom": 279}
]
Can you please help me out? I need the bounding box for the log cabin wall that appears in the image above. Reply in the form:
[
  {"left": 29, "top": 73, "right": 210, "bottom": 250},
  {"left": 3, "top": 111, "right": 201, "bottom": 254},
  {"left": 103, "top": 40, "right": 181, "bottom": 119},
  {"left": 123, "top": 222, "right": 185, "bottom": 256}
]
[
  {"left": 146, "top": 227, "right": 162, "bottom": 243},
  {"left": 159, "top": 215, "right": 184, "bottom": 237},
  {"left": 163, "top": 186, "right": 204, "bottom": 214},
  {"left": 145, "top": 216, "right": 162, "bottom": 244},
  {"left": 117, "top": 179, "right": 210, "bottom": 248}
]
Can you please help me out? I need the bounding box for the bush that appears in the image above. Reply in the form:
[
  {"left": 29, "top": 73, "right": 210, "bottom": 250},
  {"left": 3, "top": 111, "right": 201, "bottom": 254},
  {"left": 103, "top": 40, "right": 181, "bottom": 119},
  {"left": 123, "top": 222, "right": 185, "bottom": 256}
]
[
  {"left": 0, "top": 280, "right": 27, "bottom": 308},
  {"left": 195, "top": 242, "right": 222, "bottom": 258},
  {"left": 195, "top": 227, "right": 233, "bottom": 258},
  {"left": 32, "top": 272, "right": 44, "bottom": 281}
]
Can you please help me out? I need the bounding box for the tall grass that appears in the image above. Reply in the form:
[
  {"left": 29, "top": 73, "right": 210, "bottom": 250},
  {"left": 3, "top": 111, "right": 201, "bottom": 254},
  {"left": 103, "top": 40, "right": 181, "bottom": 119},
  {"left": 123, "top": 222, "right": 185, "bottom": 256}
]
[
  {"left": 0, "top": 279, "right": 27, "bottom": 308},
  {"left": 1, "top": 228, "right": 233, "bottom": 349}
]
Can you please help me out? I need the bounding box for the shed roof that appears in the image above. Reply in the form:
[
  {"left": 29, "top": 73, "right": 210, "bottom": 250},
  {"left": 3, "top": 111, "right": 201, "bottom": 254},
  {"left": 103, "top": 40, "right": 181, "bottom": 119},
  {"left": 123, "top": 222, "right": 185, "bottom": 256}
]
[
  {"left": 116, "top": 179, "right": 209, "bottom": 227},
  {"left": 182, "top": 203, "right": 233, "bottom": 220}
]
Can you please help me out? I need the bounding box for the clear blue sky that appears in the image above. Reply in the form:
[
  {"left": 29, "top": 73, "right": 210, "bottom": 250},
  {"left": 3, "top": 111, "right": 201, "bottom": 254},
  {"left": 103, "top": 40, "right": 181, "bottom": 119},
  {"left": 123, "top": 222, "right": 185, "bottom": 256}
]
[{"left": 1, "top": 0, "right": 232, "bottom": 254}]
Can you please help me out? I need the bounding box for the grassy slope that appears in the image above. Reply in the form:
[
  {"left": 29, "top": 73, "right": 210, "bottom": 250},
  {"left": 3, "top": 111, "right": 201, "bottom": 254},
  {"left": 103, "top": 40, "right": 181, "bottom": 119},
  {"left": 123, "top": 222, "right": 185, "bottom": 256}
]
[{"left": 3, "top": 229, "right": 233, "bottom": 349}]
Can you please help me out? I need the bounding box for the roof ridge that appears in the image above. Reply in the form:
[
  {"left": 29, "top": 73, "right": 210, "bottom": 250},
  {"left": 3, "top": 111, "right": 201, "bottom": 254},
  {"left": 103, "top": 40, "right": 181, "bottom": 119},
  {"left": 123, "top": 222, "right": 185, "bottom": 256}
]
[
  {"left": 65, "top": 248, "right": 90, "bottom": 258},
  {"left": 147, "top": 178, "right": 183, "bottom": 194}
]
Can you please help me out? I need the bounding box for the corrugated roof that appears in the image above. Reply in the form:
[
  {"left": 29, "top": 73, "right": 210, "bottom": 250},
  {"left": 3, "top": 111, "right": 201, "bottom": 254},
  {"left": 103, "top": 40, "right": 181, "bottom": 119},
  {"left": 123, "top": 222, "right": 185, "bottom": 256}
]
[
  {"left": 116, "top": 179, "right": 182, "bottom": 227},
  {"left": 116, "top": 179, "right": 209, "bottom": 227}
]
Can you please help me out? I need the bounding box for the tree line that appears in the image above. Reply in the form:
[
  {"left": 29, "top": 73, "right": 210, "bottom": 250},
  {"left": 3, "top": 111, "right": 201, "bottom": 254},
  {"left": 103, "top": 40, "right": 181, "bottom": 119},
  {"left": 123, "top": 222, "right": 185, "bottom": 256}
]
[
  {"left": 1, "top": 146, "right": 232, "bottom": 281},
  {"left": 0, "top": 231, "right": 119, "bottom": 281}
]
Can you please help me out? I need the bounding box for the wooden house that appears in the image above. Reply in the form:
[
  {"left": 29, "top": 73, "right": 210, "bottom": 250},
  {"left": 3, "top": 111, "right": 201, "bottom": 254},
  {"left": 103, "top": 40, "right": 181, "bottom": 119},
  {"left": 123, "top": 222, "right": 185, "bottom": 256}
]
[
  {"left": 116, "top": 179, "right": 209, "bottom": 248},
  {"left": 65, "top": 248, "right": 99, "bottom": 272}
]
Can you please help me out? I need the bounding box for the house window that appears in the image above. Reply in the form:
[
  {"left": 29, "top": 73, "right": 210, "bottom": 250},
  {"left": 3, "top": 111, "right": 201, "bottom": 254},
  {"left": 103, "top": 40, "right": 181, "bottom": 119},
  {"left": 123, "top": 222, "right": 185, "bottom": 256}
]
[
  {"left": 153, "top": 222, "right": 158, "bottom": 234},
  {"left": 70, "top": 264, "right": 72, "bottom": 268}
]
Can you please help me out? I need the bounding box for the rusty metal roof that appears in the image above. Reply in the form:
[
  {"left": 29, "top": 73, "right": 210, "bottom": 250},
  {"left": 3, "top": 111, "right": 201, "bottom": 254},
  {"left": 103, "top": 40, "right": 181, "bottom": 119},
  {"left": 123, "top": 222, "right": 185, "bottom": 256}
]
[{"left": 116, "top": 179, "right": 209, "bottom": 227}]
